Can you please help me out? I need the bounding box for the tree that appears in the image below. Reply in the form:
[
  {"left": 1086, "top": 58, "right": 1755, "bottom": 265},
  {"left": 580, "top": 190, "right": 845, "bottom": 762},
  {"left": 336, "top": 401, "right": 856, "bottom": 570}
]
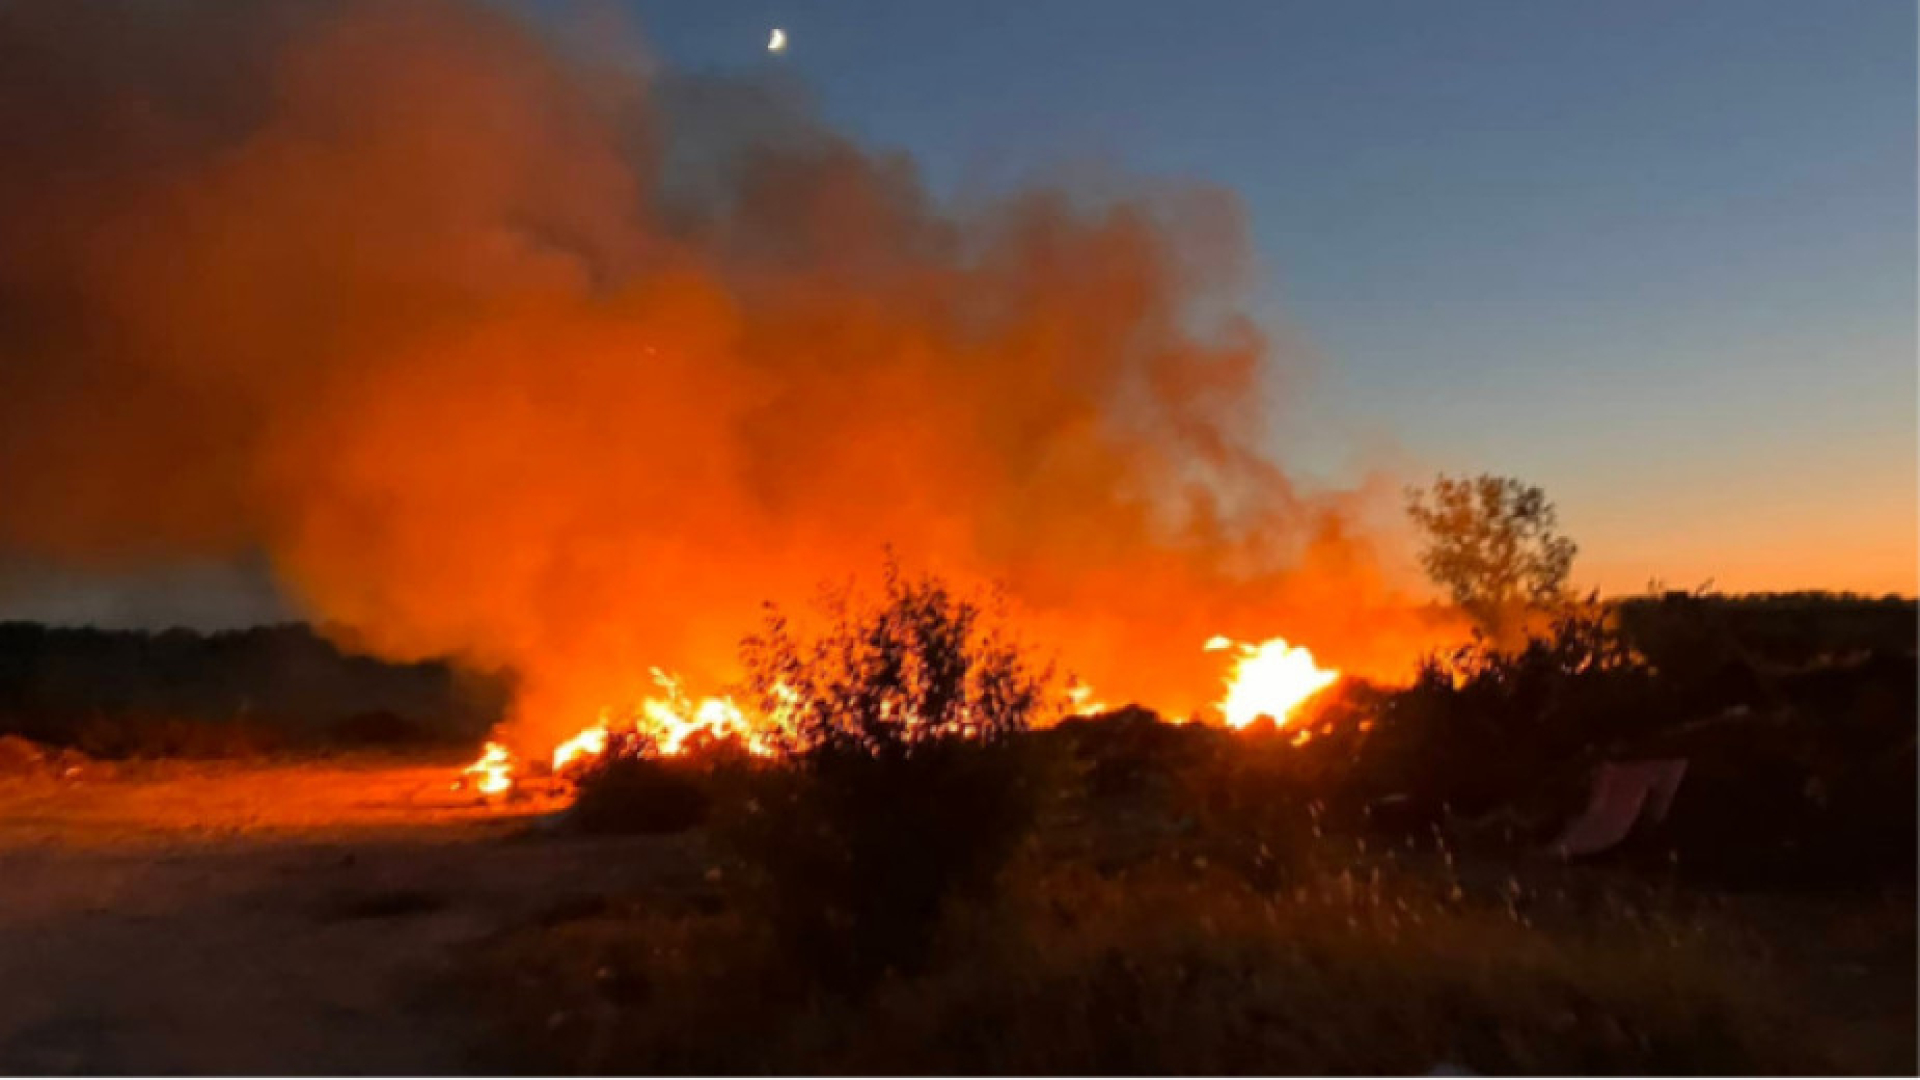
[{"left": 1406, "top": 473, "right": 1577, "bottom": 642}]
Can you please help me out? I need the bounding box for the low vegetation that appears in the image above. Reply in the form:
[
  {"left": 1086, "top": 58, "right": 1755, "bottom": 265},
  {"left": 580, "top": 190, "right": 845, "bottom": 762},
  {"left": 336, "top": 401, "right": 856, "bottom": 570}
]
[
  {"left": 486, "top": 560, "right": 1914, "bottom": 1073},
  {"left": 465, "top": 840, "right": 1853, "bottom": 1074}
]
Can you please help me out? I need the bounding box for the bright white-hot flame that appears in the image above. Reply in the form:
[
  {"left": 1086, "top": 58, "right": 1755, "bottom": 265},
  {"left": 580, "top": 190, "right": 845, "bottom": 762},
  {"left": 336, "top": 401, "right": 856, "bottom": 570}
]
[
  {"left": 639, "top": 668, "right": 767, "bottom": 754},
  {"left": 1206, "top": 635, "right": 1340, "bottom": 730},
  {"left": 461, "top": 741, "right": 514, "bottom": 796},
  {"left": 551, "top": 725, "right": 608, "bottom": 773}
]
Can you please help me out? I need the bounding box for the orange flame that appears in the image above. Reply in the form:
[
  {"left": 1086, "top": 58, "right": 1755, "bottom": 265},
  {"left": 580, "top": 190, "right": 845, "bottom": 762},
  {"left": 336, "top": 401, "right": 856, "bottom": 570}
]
[
  {"left": 550, "top": 725, "right": 608, "bottom": 774},
  {"left": 636, "top": 669, "right": 764, "bottom": 755},
  {"left": 1205, "top": 634, "right": 1340, "bottom": 729},
  {"left": 462, "top": 668, "right": 791, "bottom": 796},
  {"left": 464, "top": 637, "right": 1342, "bottom": 796},
  {"left": 460, "top": 741, "right": 514, "bottom": 796}
]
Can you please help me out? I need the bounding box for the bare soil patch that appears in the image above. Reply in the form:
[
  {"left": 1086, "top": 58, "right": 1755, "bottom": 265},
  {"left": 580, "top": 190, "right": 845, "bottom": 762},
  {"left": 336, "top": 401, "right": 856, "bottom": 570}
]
[{"left": 0, "top": 759, "right": 704, "bottom": 1074}]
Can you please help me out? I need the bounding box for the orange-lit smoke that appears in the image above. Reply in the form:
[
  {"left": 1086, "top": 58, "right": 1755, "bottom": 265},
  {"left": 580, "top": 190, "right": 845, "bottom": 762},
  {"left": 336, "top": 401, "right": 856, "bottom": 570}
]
[{"left": 0, "top": 1, "right": 1460, "bottom": 750}]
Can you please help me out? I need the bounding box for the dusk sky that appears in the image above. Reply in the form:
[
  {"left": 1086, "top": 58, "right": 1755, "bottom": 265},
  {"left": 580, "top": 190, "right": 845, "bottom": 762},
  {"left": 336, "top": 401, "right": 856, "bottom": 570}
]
[
  {"left": 0, "top": 1, "right": 1911, "bottom": 632},
  {"left": 631, "top": 0, "right": 1916, "bottom": 596}
]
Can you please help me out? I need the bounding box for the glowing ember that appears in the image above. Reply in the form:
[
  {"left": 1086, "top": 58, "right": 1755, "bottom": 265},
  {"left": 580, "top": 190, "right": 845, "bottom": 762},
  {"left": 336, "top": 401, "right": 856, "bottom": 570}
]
[
  {"left": 460, "top": 741, "right": 514, "bottom": 796},
  {"left": 1205, "top": 635, "right": 1340, "bottom": 730}
]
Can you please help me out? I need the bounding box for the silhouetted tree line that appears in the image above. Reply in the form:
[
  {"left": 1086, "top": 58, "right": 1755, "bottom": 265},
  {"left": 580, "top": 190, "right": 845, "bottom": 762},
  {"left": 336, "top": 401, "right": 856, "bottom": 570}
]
[
  {"left": 0, "top": 622, "right": 505, "bottom": 755},
  {"left": 1615, "top": 589, "right": 1917, "bottom": 669}
]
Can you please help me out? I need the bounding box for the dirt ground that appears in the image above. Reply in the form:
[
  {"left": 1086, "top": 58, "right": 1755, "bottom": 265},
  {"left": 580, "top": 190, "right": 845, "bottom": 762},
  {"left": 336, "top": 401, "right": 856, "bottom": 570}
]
[
  {"left": 0, "top": 760, "right": 711, "bottom": 1074},
  {"left": 1, "top": 760, "right": 1912, "bottom": 1074}
]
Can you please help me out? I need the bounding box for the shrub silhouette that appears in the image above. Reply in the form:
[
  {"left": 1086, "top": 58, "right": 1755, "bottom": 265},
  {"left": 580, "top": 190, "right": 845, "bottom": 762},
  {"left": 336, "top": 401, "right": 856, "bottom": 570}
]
[
  {"left": 730, "top": 559, "right": 1057, "bottom": 990},
  {"left": 1360, "top": 601, "right": 1669, "bottom": 823},
  {"left": 568, "top": 731, "right": 716, "bottom": 834}
]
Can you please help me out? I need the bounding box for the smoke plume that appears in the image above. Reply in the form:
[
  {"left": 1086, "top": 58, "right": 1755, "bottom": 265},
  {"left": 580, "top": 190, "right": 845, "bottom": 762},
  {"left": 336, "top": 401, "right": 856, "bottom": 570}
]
[{"left": 0, "top": 1, "right": 1456, "bottom": 743}]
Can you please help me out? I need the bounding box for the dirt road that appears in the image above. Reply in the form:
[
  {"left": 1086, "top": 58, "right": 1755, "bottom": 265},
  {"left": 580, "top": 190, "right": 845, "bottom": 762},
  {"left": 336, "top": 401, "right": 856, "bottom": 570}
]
[{"left": 0, "top": 761, "right": 703, "bottom": 1074}]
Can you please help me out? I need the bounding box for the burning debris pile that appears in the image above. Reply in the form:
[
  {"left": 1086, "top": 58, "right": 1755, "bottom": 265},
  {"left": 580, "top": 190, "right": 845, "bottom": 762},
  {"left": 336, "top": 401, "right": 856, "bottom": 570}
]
[
  {"left": 456, "top": 669, "right": 774, "bottom": 798},
  {"left": 456, "top": 633, "right": 1341, "bottom": 799}
]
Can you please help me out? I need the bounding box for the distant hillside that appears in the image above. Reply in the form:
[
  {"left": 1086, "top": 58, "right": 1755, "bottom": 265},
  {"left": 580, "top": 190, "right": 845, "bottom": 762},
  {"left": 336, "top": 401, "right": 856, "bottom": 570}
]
[{"left": 0, "top": 623, "right": 506, "bottom": 753}]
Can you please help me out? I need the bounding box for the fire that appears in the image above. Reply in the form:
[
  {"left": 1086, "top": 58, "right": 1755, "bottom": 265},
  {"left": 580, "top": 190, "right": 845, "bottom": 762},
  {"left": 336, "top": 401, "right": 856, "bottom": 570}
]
[
  {"left": 550, "top": 726, "right": 607, "bottom": 773},
  {"left": 1205, "top": 634, "right": 1340, "bottom": 729},
  {"left": 462, "top": 638, "right": 1340, "bottom": 799},
  {"left": 636, "top": 669, "right": 765, "bottom": 755},
  {"left": 459, "top": 668, "right": 788, "bottom": 797},
  {"left": 461, "top": 741, "right": 514, "bottom": 796},
  {"left": 1066, "top": 683, "right": 1108, "bottom": 717}
]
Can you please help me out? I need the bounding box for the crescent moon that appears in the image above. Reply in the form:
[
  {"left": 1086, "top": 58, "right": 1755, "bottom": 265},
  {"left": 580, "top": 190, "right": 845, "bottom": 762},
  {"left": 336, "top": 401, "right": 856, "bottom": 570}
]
[{"left": 767, "top": 28, "right": 787, "bottom": 53}]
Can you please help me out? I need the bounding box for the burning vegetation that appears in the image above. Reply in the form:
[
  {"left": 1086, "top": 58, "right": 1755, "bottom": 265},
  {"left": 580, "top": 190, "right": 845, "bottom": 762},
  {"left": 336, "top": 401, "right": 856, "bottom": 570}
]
[{"left": 456, "top": 627, "right": 1341, "bottom": 798}]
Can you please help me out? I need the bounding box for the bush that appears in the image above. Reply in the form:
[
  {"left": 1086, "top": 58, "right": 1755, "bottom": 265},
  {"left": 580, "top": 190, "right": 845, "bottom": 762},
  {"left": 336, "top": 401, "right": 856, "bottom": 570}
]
[
  {"left": 727, "top": 559, "right": 1057, "bottom": 990},
  {"left": 1352, "top": 601, "right": 1917, "bottom": 881},
  {"left": 1046, "top": 706, "right": 1214, "bottom": 805},
  {"left": 567, "top": 732, "right": 717, "bottom": 835},
  {"left": 1629, "top": 654, "right": 1920, "bottom": 889},
  {"left": 1358, "top": 603, "right": 1671, "bottom": 827}
]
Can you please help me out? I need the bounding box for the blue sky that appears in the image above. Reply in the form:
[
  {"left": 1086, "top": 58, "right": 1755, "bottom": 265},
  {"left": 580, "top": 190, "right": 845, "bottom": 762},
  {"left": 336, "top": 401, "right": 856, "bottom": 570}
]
[{"left": 622, "top": 0, "right": 1917, "bottom": 594}]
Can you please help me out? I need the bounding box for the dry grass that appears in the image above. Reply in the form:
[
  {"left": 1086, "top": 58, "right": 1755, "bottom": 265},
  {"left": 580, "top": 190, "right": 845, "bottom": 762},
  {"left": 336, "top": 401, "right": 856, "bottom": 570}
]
[
  {"left": 463, "top": 847, "right": 1855, "bottom": 1075},
  {"left": 0, "top": 755, "right": 1905, "bottom": 1073}
]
